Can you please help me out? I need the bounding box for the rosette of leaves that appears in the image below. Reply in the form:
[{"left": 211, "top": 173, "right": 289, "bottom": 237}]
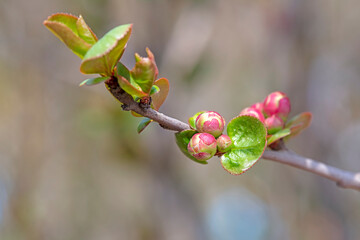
[
  {"left": 267, "top": 112, "right": 312, "bottom": 145},
  {"left": 115, "top": 49, "right": 169, "bottom": 133},
  {"left": 44, "top": 13, "right": 169, "bottom": 132},
  {"left": 176, "top": 115, "right": 267, "bottom": 175}
]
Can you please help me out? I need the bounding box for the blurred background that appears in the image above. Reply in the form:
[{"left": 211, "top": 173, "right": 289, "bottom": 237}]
[{"left": 1, "top": 0, "right": 360, "bottom": 239}]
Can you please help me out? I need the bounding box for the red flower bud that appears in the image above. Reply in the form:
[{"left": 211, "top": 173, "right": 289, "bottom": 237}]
[
  {"left": 187, "top": 133, "right": 217, "bottom": 161},
  {"left": 216, "top": 134, "right": 232, "bottom": 153},
  {"left": 239, "top": 107, "right": 265, "bottom": 123},
  {"left": 263, "top": 91, "right": 291, "bottom": 121},
  {"left": 265, "top": 115, "right": 284, "bottom": 134},
  {"left": 250, "top": 102, "right": 264, "bottom": 113},
  {"left": 195, "top": 111, "right": 225, "bottom": 138}
]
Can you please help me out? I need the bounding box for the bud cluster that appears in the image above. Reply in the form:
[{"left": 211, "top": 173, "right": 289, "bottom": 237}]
[
  {"left": 187, "top": 111, "right": 232, "bottom": 161},
  {"left": 239, "top": 91, "right": 291, "bottom": 135}
]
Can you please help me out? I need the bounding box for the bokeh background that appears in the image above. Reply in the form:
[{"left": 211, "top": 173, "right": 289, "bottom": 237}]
[{"left": 1, "top": 0, "right": 360, "bottom": 239}]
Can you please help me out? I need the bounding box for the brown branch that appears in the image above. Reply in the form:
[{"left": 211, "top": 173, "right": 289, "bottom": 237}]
[
  {"left": 105, "top": 77, "right": 188, "bottom": 132},
  {"left": 105, "top": 78, "right": 360, "bottom": 191}
]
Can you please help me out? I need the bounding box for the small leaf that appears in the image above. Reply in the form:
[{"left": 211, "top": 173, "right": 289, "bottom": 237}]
[
  {"left": 137, "top": 118, "right": 152, "bottom": 133},
  {"left": 267, "top": 128, "right": 291, "bottom": 145},
  {"left": 44, "top": 13, "right": 92, "bottom": 58},
  {"left": 131, "top": 111, "right": 143, "bottom": 118},
  {"left": 80, "top": 24, "right": 132, "bottom": 75},
  {"left": 150, "top": 85, "right": 160, "bottom": 96},
  {"left": 285, "top": 112, "right": 312, "bottom": 140},
  {"left": 188, "top": 111, "right": 206, "bottom": 129},
  {"left": 76, "top": 15, "right": 97, "bottom": 45},
  {"left": 116, "top": 62, "right": 143, "bottom": 92},
  {"left": 221, "top": 116, "right": 267, "bottom": 175},
  {"left": 130, "top": 48, "right": 158, "bottom": 94},
  {"left": 117, "top": 76, "right": 147, "bottom": 98},
  {"left": 79, "top": 76, "right": 109, "bottom": 86},
  {"left": 117, "top": 62, "right": 130, "bottom": 80},
  {"left": 175, "top": 130, "right": 208, "bottom": 165},
  {"left": 151, "top": 78, "right": 169, "bottom": 110}
]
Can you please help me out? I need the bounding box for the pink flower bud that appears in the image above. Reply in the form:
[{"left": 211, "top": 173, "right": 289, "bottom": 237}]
[
  {"left": 265, "top": 115, "right": 284, "bottom": 134},
  {"left": 263, "top": 91, "right": 291, "bottom": 120},
  {"left": 187, "top": 133, "right": 217, "bottom": 161},
  {"left": 239, "top": 107, "right": 265, "bottom": 123},
  {"left": 195, "top": 111, "right": 225, "bottom": 138},
  {"left": 250, "top": 102, "right": 264, "bottom": 113},
  {"left": 217, "top": 134, "right": 232, "bottom": 153}
]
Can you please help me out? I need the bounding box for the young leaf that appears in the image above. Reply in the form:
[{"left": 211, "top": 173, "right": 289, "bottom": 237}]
[
  {"left": 131, "top": 111, "right": 143, "bottom": 118},
  {"left": 117, "top": 76, "right": 147, "bottom": 98},
  {"left": 76, "top": 15, "right": 97, "bottom": 45},
  {"left": 137, "top": 118, "right": 152, "bottom": 133},
  {"left": 43, "top": 13, "right": 92, "bottom": 58},
  {"left": 285, "top": 112, "right": 312, "bottom": 140},
  {"left": 149, "top": 85, "right": 160, "bottom": 96},
  {"left": 117, "top": 62, "right": 131, "bottom": 80},
  {"left": 188, "top": 111, "right": 206, "bottom": 129},
  {"left": 79, "top": 76, "right": 110, "bottom": 86},
  {"left": 175, "top": 130, "right": 208, "bottom": 165},
  {"left": 221, "top": 116, "right": 267, "bottom": 175},
  {"left": 151, "top": 78, "right": 169, "bottom": 110},
  {"left": 267, "top": 128, "right": 291, "bottom": 145},
  {"left": 130, "top": 48, "right": 158, "bottom": 94},
  {"left": 80, "top": 24, "right": 132, "bottom": 75}
]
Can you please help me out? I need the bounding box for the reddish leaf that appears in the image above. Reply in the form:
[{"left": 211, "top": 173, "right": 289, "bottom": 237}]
[
  {"left": 285, "top": 112, "right": 312, "bottom": 139},
  {"left": 130, "top": 48, "right": 158, "bottom": 94},
  {"left": 151, "top": 78, "right": 169, "bottom": 110},
  {"left": 44, "top": 13, "right": 92, "bottom": 58}
]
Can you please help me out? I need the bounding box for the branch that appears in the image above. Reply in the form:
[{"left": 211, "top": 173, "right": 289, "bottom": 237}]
[
  {"left": 105, "top": 78, "right": 188, "bottom": 132},
  {"left": 105, "top": 78, "right": 360, "bottom": 191},
  {"left": 261, "top": 149, "right": 360, "bottom": 191}
]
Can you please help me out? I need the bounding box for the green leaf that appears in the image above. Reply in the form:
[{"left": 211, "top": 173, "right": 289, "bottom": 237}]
[
  {"left": 117, "top": 76, "right": 147, "bottom": 98},
  {"left": 131, "top": 111, "right": 143, "bottom": 118},
  {"left": 117, "top": 62, "right": 130, "bottom": 80},
  {"left": 79, "top": 76, "right": 109, "bottom": 86},
  {"left": 285, "top": 112, "right": 312, "bottom": 140},
  {"left": 188, "top": 111, "right": 206, "bottom": 129},
  {"left": 137, "top": 118, "right": 152, "bottom": 133},
  {"left": 44, "top": 13, "right": 93, "bottom": 58},
  {"left": 130, "top": 48, "right": 158, "bottom": 94},
  {"left": 80, "top": 24, "right": 132, "bottom": 75},
  {"left": 150, "top": 85, "right": 160, "bottom": 96},
  {"left": 151, "top": 78, "right": 169, "bottom": 110},
  {"left": 221, "top": 116, "right": 267, "bottom": 175},
  {"left": 175, "top": 130, "right": 208, "bottom": 165},
  {"left": 267, "top": 128, "right": 291, "bottom": 145},
  {"left": 76, "top": 15, "right": 97, "bottom": 45}
]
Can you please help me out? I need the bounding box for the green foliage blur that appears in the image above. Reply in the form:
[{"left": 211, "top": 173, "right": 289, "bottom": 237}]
[{"left": 1, "top": 0, "right": 360, "bottom": 239}]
